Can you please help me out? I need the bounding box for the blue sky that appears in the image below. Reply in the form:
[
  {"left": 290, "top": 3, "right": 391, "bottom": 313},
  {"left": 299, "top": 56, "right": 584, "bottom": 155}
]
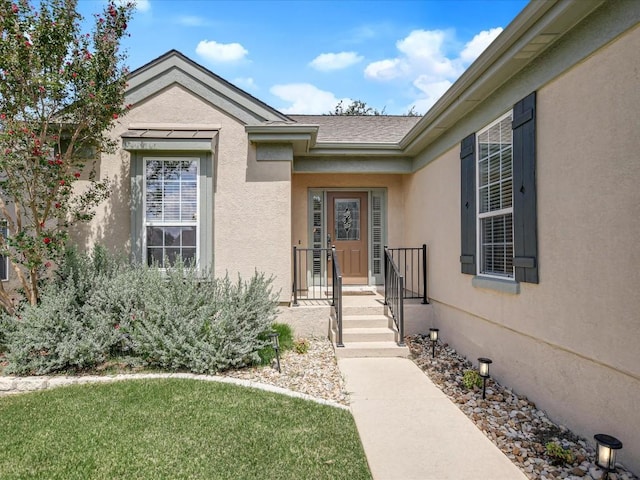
[{"left": 80, "top": 0, "right": 530, "bottom": 115}]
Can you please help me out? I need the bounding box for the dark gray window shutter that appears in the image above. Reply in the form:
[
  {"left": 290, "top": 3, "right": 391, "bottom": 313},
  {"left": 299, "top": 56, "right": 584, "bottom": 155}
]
[
  {"left": 460, "top": 133, "right": 476, "bottom": 275},
  {"left": 512, "top": 92, "right": 538, "bottom": 283}
]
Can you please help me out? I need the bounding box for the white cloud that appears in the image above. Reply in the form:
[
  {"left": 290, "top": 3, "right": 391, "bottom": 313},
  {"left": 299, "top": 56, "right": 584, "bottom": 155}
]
[
  {"left": 364, "top": 27, "right": 503, "bottom": 112},
  {"left": 195, "top": 40, "right": 248, "bottom": 63},
  {"left": 234, "top": 77, "right": 258, "bottom": 91},
  {"left": 309, "top": 52, "right": 363, "bottom": 72},
  {"left": 397, "top": 29, "right": 447, "bottom": 59},
  {"left": 364, "top": 59, "right": 405, "bottom": 81},
  {"left": 270, "top": 83, "right": 349, "bottom": 114},
  {"left": 177, "top": 15, "right": 212, "bottom": 27},
  {"left": 365, "top": 30, "right": 460, "bottom": 83},
  {"left": 460, "top": 27, "right": 503, "bottom": 64},
  {"left": 131, "top": 0, "right": 150, "bottom": 12},
  {"left": 412, "top": 77, "right": 452, "bottom": 112}
]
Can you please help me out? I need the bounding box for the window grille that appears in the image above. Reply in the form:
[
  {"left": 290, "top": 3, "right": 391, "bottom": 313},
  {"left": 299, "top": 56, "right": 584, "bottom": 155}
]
[
  {"left": 144, "top": 158, "right": 199, "bottom": 267},
  {"left": 477, "top": 113, "right": 514, "bottom": 278}
]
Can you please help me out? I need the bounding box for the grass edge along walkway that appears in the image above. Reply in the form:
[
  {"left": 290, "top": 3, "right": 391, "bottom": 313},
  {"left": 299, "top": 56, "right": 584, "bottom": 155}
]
[
  {"left": 0, "top": 378, "right": 372, "bottom": 480},
  {"left": 0, "top": 372, "right": 350, "bottom": 409}
]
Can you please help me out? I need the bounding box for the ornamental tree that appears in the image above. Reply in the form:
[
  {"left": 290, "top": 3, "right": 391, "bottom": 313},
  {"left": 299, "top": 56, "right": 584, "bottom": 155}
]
[
  {"left": 0, "top": 0, "right": 134, "bottom": 312},
  {"left": 330, "top": 100, "right": 385, "bottom": 116},
  {"left": 329, "top": 100, "right": 422, "bottom": 116}
]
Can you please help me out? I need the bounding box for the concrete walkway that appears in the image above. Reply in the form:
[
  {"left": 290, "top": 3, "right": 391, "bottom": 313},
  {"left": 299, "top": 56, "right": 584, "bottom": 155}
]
[{"left": 338, "top": 357, "right": 528, "bottom": 480}]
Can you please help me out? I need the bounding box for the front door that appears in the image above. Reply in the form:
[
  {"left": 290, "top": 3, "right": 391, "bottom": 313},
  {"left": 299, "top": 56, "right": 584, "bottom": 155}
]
[{"left": 327, "top": 192, "right": 368, "bottom": 284}]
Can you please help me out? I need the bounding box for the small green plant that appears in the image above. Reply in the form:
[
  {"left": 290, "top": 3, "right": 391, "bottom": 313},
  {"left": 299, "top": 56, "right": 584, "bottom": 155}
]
[
  {"left": 258, "top": 323, "right": 293, "bottom": 365},
  {"left": 462, "top": 370, "right": 483, "bottom": 389},
  {"left": 545, "top": 441, "right": 574, "bottom": 465},
  {"left": 293, "top": 338, "right": 310, "bottom": 354}
]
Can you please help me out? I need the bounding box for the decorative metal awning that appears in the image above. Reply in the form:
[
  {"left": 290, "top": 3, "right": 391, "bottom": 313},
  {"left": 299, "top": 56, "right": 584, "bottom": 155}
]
[{"left": 121, "top": 124, "right": 219, "bottom": 151}]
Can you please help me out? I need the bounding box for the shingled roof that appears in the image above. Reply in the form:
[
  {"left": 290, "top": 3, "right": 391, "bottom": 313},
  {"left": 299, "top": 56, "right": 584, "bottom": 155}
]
[{"left": 287, "top": 115, "right": 421, "bottom": 144}]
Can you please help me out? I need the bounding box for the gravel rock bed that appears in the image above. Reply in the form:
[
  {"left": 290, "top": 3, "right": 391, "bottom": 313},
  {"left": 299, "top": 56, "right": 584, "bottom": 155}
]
[
  {"left": 0, "top": 338, "right": 349, "bottom": 405},
  {"left": 4, "top": 334, "right": 636, "bottom": 479},
  {"left": 407, "top": 334, "right": 637, "bottom": 480},
  {"left": 223, "top": 337, "right": 349, "bottom": 406}
]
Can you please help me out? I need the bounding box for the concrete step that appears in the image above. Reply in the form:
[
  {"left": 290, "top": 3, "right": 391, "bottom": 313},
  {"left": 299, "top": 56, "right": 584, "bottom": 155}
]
[
  {"left": 334, "top": 341, "right": 410, "bottom": 359},
  {"left": 342, "top": 305, "right": 386, "bottom": 316},
  {"left": 341, "top": 286, "right": 378, "bottom": 295},
  {"left": 342, "top": 314, "right": 390, "bottom": 329},
  {"left": 330, "top": 300, "right": 409, "bottom": 357},
  {"left": 342, "top": 327, "right": 396, "bottom": 343}
]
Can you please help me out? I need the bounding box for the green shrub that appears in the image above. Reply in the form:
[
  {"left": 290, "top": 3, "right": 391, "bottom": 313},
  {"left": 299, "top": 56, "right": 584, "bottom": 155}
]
[
  {"left": 258, "top": 323, "right": 293, "bottom": 365},
  {"left": 4, "top": 248, "right": 279, "bottom": 375},
  {"left": 545, "top": 442, "right": 574, "bottom": 465},
  {"left": 82, "top": 264, "right": 158, "bottom": 357},
  {"left": 3, "top": 246, "right": 131, "bottom": 374},
  {"left": 55, "top": 245, "right": 127, "bottom": 308},
  {"left": 131, "top": 266, "right": 279, "bottom": 373},
  {"left": 4, "top": 283, "right": 120, "bottom": 375},
  {"left": 0, "top": 312, "right": 16, "bottom": 354},
  {"left": 462, "top": 370, "right": 483, "bottom": 389}
]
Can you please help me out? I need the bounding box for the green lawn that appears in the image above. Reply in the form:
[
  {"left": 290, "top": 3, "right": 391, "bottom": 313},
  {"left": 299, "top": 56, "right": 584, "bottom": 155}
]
[{"left": 0, "top": 379, "right": 371, "bottom": 480}]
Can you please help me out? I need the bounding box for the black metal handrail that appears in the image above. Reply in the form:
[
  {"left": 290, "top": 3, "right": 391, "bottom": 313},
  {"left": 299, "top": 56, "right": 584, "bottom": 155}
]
[
  {"left": 331, "top": 246, "right": 344, "bottom": 347},
  {"left": 292, "top": 246, "right": 332, "bottom": 305},
  {"left": 384, "top": 247, "right": 405, "bottom": 346},
  {"left": 291, "top": 245, "right": 343, "bottom": 347},
  {"left": 386, "top": 244, "right": 428, "bottom": 303}
]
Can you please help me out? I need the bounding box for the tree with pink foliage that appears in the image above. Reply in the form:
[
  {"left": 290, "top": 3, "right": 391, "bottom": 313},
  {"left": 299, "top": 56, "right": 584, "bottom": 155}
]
[{"left": 0, "top": 0, "right": 134, "bottom": 312}]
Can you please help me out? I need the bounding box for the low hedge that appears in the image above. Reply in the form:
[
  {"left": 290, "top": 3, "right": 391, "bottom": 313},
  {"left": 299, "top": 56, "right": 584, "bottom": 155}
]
[{"left": 1, "top": 246, "right": 280, "bottom": 375}]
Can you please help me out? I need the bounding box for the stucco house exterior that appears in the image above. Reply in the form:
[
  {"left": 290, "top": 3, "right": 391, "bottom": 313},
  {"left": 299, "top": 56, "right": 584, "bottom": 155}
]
[{"left": 55, "top": 0, "right": 639, "bottom": 472}]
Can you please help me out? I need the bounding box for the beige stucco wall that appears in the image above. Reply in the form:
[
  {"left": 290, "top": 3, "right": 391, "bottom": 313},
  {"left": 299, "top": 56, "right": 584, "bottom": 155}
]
[
  {"left": 404, "top": 26, "right": 640, "bottom": 472},
  {"left": 291, "top": 173, "right": 406, "bottom": 250},
  {"left": 81, "top": 84, "right": 292, "bottom": 302}
]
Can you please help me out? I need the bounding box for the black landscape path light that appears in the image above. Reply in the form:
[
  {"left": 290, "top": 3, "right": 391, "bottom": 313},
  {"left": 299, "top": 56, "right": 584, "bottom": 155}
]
[
  {"left": 594, "top": 434, "right": 622, "bottom": 480},
  {"left": 429, "top": 328, "right": 439, "bottom": 358},
  {"left": 478, "top": 357, "right": 492, "bottom": 400},
  {"left": 269, "top": 332, "right": 281, "bottom": 373}
]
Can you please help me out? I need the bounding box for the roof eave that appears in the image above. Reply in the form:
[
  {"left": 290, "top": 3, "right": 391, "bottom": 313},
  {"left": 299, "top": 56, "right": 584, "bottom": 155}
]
[
  {"left": 126, "top": 50, "right": 292, "bottom": 125},
  {"left": 246, "top": 124, "right": 319, "bottom": 155}
]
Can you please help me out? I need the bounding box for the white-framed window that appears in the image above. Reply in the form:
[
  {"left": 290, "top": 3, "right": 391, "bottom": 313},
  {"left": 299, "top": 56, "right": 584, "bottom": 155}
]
[
  {"left": 0, "top": 221, "right": 8, "bottom": 281},
  {"left": 143, "top": 157, "right": 199, "bottom": 268},
  {"left": 476, "top": 112, "right": 514, "bottom": 279},
  {"left": 461, "top": 92, "right": 537, "bottom": 287}
]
